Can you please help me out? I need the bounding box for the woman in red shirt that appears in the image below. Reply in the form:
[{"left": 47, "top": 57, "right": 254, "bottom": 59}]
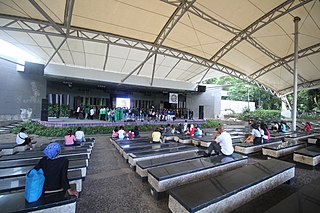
[{"left": 305, "top": 122, "right": 311, "bottom": 133}]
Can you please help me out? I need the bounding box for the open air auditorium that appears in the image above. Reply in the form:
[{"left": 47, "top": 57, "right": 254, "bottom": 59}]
[{"left": 0, "top": 0, "right": 319, "bottom": 212}]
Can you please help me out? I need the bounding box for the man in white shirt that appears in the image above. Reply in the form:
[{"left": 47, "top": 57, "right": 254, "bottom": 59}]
[
  {"left": 205, "top": 126, "right": 234, "bottom": 156},
  {"left": 75, "top": 127, "right": 86, "bottom": 145},
  {"left": 16, "top": 127, "right": 33, "bottom": 148}
]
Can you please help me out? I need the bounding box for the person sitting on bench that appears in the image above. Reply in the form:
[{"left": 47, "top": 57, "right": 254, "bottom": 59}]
[
  {"left": 64, "top": 130, "right": 76, "bottom": 146},
  {"left": 34, "top": 143, "right": 78, "bottom": 197},
  {"left": 75, "top": 127, "right": 86, "bottom": 145},
  {"left": 245, "top": 123, "right": 262, "bottom": 144},
  {"left": 151, "top": 128, "right": 162, "bottom": 143},
  {"left": 16, "top": 127, "right": 33, "bottom": 149},
  {"left": 205, "top": 126, "right": 234, "bottom": 156}
]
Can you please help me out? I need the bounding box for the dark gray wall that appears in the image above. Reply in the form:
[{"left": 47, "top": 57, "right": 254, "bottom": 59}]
[
  {"left": 186, "top": 87, "right": 221, "bottom": 119},
  {"left": 0, "top": 59, "right": 46, "bottom": 120}
]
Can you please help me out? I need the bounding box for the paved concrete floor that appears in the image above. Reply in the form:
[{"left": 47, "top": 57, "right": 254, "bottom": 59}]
[{"left": 1, "top": 133, "right": 319, "bottom": 212}]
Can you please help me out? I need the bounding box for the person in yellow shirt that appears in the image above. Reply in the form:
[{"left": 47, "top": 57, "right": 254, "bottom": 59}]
[{"left": 151, "top": 128, "right": 162, "bottom": 143}]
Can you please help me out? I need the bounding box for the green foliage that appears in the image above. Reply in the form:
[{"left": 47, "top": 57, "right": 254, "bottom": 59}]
[
  {"left": 287, "top": 89, "right": 320, "bottom": 113},
  {"left": 48, "top": 104, "right": 71, "bottom": 117},
  {"left": 201, "top": 120, "right": 221, "bottom": 128},
  {"left": 11, "top": 120, "right": 222, "bottom": 137},
  {"left": 238, "top": 109, "right": 281, "bottom": 122}
]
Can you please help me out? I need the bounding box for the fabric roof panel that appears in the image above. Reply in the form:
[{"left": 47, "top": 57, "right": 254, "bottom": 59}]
[
  {"left": 72, "top": 0, "right": 174, "bottom": 43},
  {"left": 66, "top": 39, "right": 85, "bottom": 53},
  {"left": 83, "top": 40, "right": 106, "bottom": 55},
  {"left": 106, "top": 56, "right": 126, "bottom": 73},
  {"left": 85, "top": 53, "right": 105, "bottom": 70},
  {"left": 196, "top": 0, "right": 265, "bottom": 29},
  {"left": 164, "top": 12, "right": 233, "bottom": 59},
  {"left": 70, "top": 51, "right": 85, "bottom": 68},
  {"left": 58, "top": 49, "right": 74, "bottom": 65}
]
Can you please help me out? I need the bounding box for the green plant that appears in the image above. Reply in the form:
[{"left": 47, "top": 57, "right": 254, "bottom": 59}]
[
  {"left": 11, "top": 120, "right": 223, "bottom": 137},
  {"left": 238, "top": 109, "right": 281, "bottom": 123}
]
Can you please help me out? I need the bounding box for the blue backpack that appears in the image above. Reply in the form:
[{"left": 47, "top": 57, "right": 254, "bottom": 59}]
[{"left": 25, "top": 169, "right": 45, "bottom": 203}]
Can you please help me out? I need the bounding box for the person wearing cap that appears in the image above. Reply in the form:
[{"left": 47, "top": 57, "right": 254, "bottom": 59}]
[
  {"left": 34, "top": 143, "right": 78, "bottom": 197},
  {"left": 16, "top": 127, "right": 33, "bottom": 149}
]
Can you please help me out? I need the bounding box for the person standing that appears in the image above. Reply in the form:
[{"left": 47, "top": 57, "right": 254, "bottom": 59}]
[
  {"left": 16, "top": 127, "right": 33, "bottom": 149},
  {"left": 205, "top": 126, "right": 234, "bottom": 156}
]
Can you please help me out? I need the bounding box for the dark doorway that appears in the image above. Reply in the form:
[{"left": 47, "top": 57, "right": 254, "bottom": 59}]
[{"left": 199, "top": 105, "right": 204, "bottom": 119}]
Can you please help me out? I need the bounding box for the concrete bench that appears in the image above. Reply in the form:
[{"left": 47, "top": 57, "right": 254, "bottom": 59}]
[
  {"left": 0, "top": 141, "right": 37, "bottom": 155},
  {"left": 168, "top": 159, "right": 295, "bottom": 213},
  {"left": 284, "top": 132, "right": 315, "bottom": 141},
  {"left": 136, "top": 151, "right": 203, "bottom": 179},
  {"left": 0, "top": 190, "right": 77, "bottom": 213},
  {"left": 265, "top": 177, "right": 320, "bottom": 213},
  {"left": 0, "top": 169, "right": 83, "bottom": 193},
  {"left": 293, "top": 145, "right": 320, "bottom": 166},
  {"left": 121, "top": 142, "right": 180, "bottom": 160},
  {"left": 128, "top": 146, "right": 198, "bottom": 167},
  {"left": 148, "top": 153, "right": 247, "bottom": 199},
  {"left": 0, "top": 159, "right": 87, "bottom": 179},
  {"left": 307, "top": 136, "right": 320, "bottom": 144},
  {"left": 13, "top": 148, "right": 91, "bottom": 159},
  {"left": 262, "top": 141, "right": 307, "bottom": 158},
  {"left": 0, "top": 154, "right": 89, "bottom": 167},
  {"left": 235, "top": 140, "right": 282, "bottom": 154},
  {"left": 0, "top": 157, "right": 87, "bottom": 172},
  {"left": 178, "top": 136, "right": 193, "bottom": 144}
]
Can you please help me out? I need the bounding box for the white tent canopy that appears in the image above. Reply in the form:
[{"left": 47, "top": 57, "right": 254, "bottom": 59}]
[{"left": 0, "top": 0, "right": 319, "bottom": 96}]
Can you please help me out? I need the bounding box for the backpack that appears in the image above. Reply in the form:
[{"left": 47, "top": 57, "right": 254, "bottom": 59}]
[{"left": 25, "top": 169, "right": 45, "bottom": 203}]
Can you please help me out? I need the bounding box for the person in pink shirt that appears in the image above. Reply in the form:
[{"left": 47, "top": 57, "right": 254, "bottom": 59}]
[{"left": 64, "top": 130, "right": 76, "bottom": 146}]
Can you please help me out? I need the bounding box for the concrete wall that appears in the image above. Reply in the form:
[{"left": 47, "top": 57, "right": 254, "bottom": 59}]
[
  {"left": 221, "top": 100, "right": 256, "bottom": 114},
  {"left": 45, "top": 63, "right": 197, "bottom": 91},
  {"left": 186, "top": 87, "right": 222, "bottom": 119},
  {"left": 0, "top": 59, "right": 46, "bottom": 120}
]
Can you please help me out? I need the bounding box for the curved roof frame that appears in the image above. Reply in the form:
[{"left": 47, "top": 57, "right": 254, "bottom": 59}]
[
  {"left": 0, "top": 13, "right": 279, "bottom": 96},
  {"left": 0, "top": 0, "right": 318, "bottom": 97}
]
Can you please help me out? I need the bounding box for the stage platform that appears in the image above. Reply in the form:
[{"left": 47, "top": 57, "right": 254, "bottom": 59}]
[{"left": 38, "top": 118, "right": 206, "bottom": 128}]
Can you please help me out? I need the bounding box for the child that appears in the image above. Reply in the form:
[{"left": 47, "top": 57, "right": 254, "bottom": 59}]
[
  {"left": 112, "top": 126, "right": 119, "bottom": 138},
  {"left": 118, "top": 126, "right": 126, "bottom": 139},
  {"left": 64, "top": 130, "right": 76, "bottom": 146}
]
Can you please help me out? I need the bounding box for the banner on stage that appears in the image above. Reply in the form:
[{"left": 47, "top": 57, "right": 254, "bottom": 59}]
[{"left": 169, "top": 93, "right": 178, "bottom": 104}]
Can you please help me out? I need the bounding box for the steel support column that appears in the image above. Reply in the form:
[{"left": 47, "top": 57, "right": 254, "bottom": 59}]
[
  {"left": 151, "top": 54, "right": 158, "bottom": 86},
  {"left": 292, "top": 16, "right": 300, "bottom": 131}
]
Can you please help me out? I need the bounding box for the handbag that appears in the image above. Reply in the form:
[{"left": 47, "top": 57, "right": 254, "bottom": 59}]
[{"left": 25, "top": 169, "right": 45, "bottom": 203}]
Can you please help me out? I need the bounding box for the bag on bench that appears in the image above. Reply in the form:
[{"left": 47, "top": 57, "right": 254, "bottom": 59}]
[{"left": 25, "top": 169, "right": 45, "bottom": 203}]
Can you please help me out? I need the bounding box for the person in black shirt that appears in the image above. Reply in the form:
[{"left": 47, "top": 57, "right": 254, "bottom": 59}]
[{"left": 34, "top": 142, "right": 78, "bottom": 197}]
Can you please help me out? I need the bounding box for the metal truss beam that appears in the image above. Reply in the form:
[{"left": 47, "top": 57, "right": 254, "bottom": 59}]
[
  {"left": 0, "top": 56, "right": 25, "bottom": 66},
  {"left": 65, "top": 0, "right": 75, "bottom": 36},
  {"left": 245, "top": 36, "right": 307, "bottom": 83},
  {"left": 45, "top": 37, "right": 67, "bottom": 67},
  {"left": 161, "top": 0, "right": 241, "bottom": 35},
  {"left": 45, "top": 35, "right": 65, "bottom": 64},
  {"left": 210, "top": 0, "right": 314, "bottom": 62},
  {"left": 122, "top": 0, "right": 195, "bottom": 83},
  {"left": 279, "top": 79, "right": 320, "bottom": 96},
  {"left": 103, "top": 43, "right": 109, "bottom": 70},
  {"left": 250, "top": 42, "right": 320, "bottom": 80},
  {"left": 28, "top": 0, "right": 64, "bottom": 34},
  {"left": 0, "top": 14, "right": 279, "bottom": 96},
  {"left": 151, "top": 53, "right": 157, "bottom": 86}
]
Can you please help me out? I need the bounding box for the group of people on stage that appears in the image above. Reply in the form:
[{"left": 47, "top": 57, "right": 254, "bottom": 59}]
[{"left": 75, "top": 105, "right": 195, "bottom": 122}]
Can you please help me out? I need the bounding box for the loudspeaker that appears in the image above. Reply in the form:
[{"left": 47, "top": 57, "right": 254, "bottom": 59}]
[
  {"left": 199, "top": 105, "right": 204, "bottom": 119},
  {"left": 197, "top": 85, "right": 206, "bottom": 92},
  {"left": 41, "top": 111, "right": 48, "bottom": 121},
  {"left": 41, "top": 99, "right": 48, "bottom": 112},
  {"left": 24, "top": 62, "right": 45, "bottom": 75}
]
